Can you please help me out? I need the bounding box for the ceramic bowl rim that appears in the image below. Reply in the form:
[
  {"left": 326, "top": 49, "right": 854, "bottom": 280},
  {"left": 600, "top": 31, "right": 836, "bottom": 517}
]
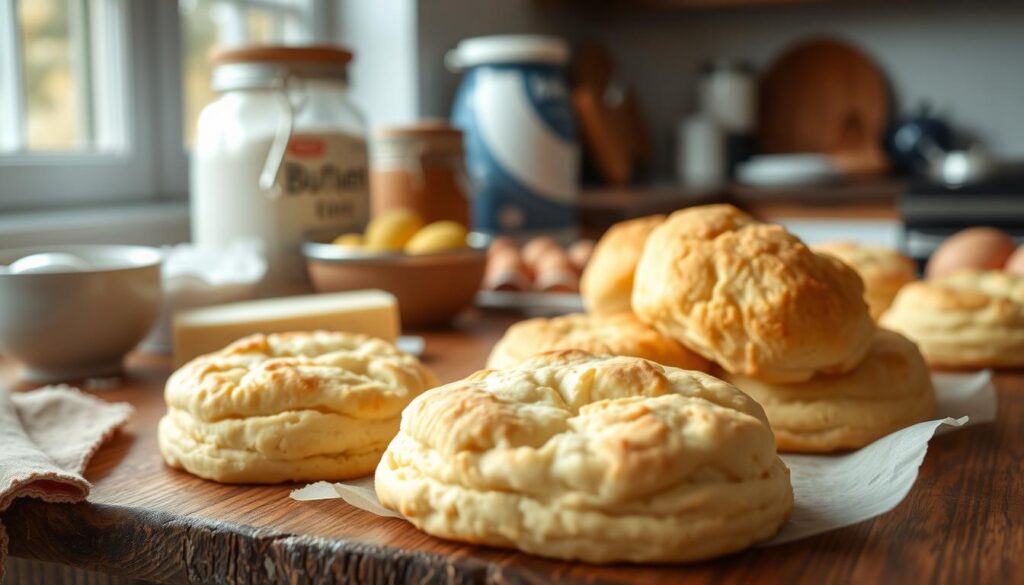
[{"left": 0, "top": 244, "right": 163, "bottom": 277}]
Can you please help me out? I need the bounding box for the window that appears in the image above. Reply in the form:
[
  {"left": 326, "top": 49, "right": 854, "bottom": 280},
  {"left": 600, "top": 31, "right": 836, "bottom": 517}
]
[
  {"left": 180, "top": 0, "right": 326, "bottom": 146},
  {"left": 0, "top": 0, "right": 330, "bottom": 213}
]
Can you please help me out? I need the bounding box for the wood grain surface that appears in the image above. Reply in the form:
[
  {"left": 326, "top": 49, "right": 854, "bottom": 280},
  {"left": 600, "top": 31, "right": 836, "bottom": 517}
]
[{"left": 4, "top": 309, "right": 1023, "bottom": 584}]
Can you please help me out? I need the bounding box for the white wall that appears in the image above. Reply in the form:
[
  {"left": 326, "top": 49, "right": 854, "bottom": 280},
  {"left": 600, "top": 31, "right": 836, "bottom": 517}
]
[
  {"left": 413, "top": 1, "right": 1024, "bottom": 177},
  {"left": 336, "top": 0, "right": 420, "bottom": 130}
]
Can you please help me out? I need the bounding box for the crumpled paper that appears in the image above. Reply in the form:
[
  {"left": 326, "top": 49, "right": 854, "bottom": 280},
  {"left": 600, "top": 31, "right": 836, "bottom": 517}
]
[{"left": 291, "top": 371, "right": 997, "bottom": 545}]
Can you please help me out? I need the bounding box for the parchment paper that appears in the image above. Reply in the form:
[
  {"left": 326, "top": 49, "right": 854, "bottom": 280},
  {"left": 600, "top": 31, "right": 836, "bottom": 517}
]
[{"left": 291, "top": 371, "right": 998, "bottom": 544}]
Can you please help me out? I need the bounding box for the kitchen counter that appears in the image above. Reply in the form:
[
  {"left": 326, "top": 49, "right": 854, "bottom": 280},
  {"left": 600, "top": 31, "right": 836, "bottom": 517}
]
[
  {"left": 579, "top": 178, "right": 901, "bottom": 237},
  {"left": 4, "top": 309, "right": 1022, "bottom": 584}
]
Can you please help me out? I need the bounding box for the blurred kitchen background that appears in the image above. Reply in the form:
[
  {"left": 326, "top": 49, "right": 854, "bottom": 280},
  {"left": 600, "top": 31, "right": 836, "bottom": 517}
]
[{"left": 2, "top": 0, "right": 1023, "bottom": 268}]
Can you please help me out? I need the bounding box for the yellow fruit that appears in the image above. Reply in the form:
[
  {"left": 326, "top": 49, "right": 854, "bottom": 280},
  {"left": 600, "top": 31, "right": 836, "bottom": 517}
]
[
  {"left": 332, "top": 233, "right": 364, "bottom": 248},
  {"left": 364, "top": 209, "right": 424, "bottom": 252},
  {"left": 404, "top": 221, "right": 468, "bottom": 255}
]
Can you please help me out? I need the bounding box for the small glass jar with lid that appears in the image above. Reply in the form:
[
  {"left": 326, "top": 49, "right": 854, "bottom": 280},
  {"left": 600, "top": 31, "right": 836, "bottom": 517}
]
[
  {"left": 191, "top": 46, "right": 370, "bottom": 295},
  {"left": 370, "top": 122, "right": 470, "bottom": 227}
]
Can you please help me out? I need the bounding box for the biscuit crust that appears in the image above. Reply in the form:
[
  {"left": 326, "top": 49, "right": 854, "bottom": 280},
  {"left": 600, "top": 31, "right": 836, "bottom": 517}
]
[
  {"left": 814, "top": 241, "right": 917, "bottom": 320},
  {"left": 580, "top": 214, "right": 665, "bottom": 314},
  {"left": 880, "top": 270, "right": 1024, "bottom": 368},
  {"left": 486, "top": 312, "right": 710, "bottom": 372},
  {"left": 158, "top": 331, "right": 437, "bottom": 483},
  {"left": 376, "top": 351, "right": 793, "bottom": 563},
  {"left": 632, "top": 205, "right": 874, "bottom": 382},
  {"left": 723, "top": 329, "right": 936, "bottom": 452}
]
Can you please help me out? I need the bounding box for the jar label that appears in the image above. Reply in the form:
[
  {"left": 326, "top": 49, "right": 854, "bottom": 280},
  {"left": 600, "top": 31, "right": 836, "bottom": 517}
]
[
  {"left": 278, "top": 133, "right": 370, "bottom": 228},
  {"left": 451, "top": 64, "right": 579, "bottom": 237}
]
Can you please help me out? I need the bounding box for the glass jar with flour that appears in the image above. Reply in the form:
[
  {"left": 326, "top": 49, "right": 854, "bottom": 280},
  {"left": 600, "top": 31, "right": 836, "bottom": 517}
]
[{"left": 191, "top": 46, "right": 369, "bottom": 295}]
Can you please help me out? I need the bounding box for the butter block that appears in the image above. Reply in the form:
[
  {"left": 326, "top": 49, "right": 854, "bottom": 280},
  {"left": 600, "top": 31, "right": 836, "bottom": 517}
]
[{"left": 173, "top": 289, "right": 400, "bottom": 366}]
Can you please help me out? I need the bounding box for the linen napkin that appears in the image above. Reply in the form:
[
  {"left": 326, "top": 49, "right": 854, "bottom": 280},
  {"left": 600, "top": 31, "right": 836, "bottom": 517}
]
[{"left": 0, "top": 384, "right": 132, "bottom": 575}]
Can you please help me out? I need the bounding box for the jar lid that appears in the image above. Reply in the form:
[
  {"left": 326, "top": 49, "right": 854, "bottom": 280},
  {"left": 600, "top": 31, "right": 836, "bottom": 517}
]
[
  {"left": 372, "top": 121, "right": 464, "bottom": 163},
  {"left": 211, "top": 45, "right": 353, "bottom": 91},
  {"left": 446, "top": 35, "right": 569, "bottom": 70},
  {"left": 212, "top": 45, "right": 353, "bottom": 66},
  {"left": 376, "top": 120, "right": 462, "bottom": 139}
]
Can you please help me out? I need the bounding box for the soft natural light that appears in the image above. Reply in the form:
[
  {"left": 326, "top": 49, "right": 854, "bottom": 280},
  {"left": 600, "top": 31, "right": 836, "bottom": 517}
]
[
  {"left": 20, "top": 0, "right": 79, "bottom": 150},
  {"left": 180, "top": 0, "right": 308, "bottom": 147}
]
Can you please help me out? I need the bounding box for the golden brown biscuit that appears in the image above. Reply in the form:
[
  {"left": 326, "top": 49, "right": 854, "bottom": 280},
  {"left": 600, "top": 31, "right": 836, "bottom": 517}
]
[
  {"left": 158, "top": 331, "right": 437, "bottom": 483},
  {"left": 376, "top": 350, "right": 793, "bottom": 563},
  {"left": 580, "top": 214, "right": 665, "bottom": 314},
  {"left": 632, "top": 205, "right": 874, "bottom": 383},
  {"left": 723, "top": 329, "right": 936, "bottom": 453},
  {"left": 814, "top": 241, "right": 917, "bottom": 320},
  {"left": 486, "top": 312, "right": 710, "bottom": 372},
  {"left": 880, "top": 270, "right": 1024, "bottom": 368}
]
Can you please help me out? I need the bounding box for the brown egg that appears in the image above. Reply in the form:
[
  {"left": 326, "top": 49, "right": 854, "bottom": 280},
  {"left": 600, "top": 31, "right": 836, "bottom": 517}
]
[
  {"left": 567, "top": 239, "right": 596, "bottom": 272},
  {"left": 484, "top": 247, "right": 531, "bottom": 291},
  {"left": 534, "top": 267, "right": 579, "bottom": 293},
  {"left": 926, "top": 227, "right": 1016, "bottom": 279},
  {"left": 487, "top": 236, "right": 517, "bottom": 260},
  {"left": 521, "top": 236, "right": 560, "bottom": 269},
  {"left": 1005, "top": 244, "right": 1024, "bottom": 275},
  {"left": 533, "top": 248, "right": 579, "bottom": 293},
  {"left": 534, "top": 247, "right": 574, "bottom": 274}
]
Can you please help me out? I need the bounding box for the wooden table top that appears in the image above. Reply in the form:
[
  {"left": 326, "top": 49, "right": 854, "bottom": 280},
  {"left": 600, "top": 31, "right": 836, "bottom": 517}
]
[{"left": 5, "top": 309, "right": 1023, "bottom": 584}]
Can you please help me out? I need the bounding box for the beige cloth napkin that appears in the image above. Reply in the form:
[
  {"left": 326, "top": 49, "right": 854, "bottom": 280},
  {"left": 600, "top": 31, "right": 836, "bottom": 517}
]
[{"left": 0, "top": 384, "right": 132, "bottom": 575}]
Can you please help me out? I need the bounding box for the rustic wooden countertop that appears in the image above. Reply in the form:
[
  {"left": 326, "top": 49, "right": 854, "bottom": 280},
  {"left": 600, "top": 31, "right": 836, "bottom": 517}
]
[{"left": 4, "top": 309, "right": 1023, "bottom": 584}]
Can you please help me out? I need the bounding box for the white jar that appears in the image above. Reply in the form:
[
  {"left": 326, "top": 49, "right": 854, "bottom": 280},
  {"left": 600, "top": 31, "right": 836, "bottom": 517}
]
[
  {"left": 191, "top": 47, "right": 369, "bottom": 295},
  {"left": 677, "top": 113, "right": 725, "bottom": 191}
]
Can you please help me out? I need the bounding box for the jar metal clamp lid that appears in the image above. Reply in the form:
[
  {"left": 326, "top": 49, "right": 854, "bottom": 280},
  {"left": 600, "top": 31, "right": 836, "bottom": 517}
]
[{"left": 209, "top": 46, "right": 356, "bottom": 196}]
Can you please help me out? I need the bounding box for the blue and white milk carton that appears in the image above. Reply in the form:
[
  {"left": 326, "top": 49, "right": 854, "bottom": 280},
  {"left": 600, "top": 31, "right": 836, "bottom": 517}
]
[{"left": 448, "top": 35, "right": 580, "bottom": 241}]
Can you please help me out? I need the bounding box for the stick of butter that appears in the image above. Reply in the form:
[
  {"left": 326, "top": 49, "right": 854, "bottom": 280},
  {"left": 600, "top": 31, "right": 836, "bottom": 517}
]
[{"left": 173, "top": 289, "right": 400, "bottom": 366}]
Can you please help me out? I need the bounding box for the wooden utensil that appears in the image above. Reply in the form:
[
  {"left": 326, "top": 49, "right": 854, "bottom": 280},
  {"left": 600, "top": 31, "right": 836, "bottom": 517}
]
[
  {"left": 759, "top": 38, "right": 890, "bottom": 176},
  {"left": 571, "top": 42, "right": 646, "bottom": 186}
]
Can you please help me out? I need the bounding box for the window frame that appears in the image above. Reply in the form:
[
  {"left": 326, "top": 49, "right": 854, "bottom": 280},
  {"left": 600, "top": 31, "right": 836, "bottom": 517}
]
[
  {"left": 0, "top": 0, "right": 170, "bottom": 212},
  {"left": 0, "top": 0, "right": 332, "bottom": 214}
]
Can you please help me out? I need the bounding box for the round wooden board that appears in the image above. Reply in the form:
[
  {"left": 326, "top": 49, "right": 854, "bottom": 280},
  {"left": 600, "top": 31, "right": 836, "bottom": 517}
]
[{"left": 758, "top": 38, "right": 889, "bottom": 167}]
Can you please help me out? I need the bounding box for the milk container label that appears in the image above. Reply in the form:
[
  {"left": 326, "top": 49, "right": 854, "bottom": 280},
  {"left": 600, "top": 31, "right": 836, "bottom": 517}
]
[{"left": 452, "top": 64, "right": 579, "bottom": 237}]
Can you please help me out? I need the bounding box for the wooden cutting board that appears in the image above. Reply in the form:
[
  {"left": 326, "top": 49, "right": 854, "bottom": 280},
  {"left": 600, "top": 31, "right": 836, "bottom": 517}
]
[{"left": 758, "top": 38, "right": 890, "bottom": 175}]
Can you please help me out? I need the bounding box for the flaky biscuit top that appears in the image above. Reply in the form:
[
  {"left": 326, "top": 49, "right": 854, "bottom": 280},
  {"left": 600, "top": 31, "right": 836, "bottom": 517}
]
[
  {"left": 813, "top": 241, "right": 916, "bottom": 284},
  {"left": 165, "top": 331, "right": 438, "bottom": 422},
  {"left": 486, "top": 312, "right": 710, "bottom": 372},
  {"left": 395, "top": 350, "right": 777, "bottom": 504},
  {"left": 633, "top": 211, "right": 874, "bottom": 382},
  {"left": 879, "top": 270, "right": 1024, "bottom": 368}
]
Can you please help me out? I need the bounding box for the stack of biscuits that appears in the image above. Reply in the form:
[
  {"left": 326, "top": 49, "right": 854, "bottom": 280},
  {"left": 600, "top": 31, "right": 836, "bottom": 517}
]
[
  {"left": 629, "top": 205, "right": 935, "bottom": 453},
  {"left": 630, "top": 205, "right": 936, "bottom": 452},
  {"left": 493, "top": 204, "right": 936, "bottom": 454},
  {"left": 881, "top": 269, "right": 1024, "bottom": 369},
  {"left": 158, "top": 331, "right": 437, "bottom": 484}
]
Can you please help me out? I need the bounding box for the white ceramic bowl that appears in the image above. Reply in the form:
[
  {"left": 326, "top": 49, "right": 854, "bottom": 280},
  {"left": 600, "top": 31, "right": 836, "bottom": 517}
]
[{"left": 0, "top": 245, "right": 162, "bottom": 382}]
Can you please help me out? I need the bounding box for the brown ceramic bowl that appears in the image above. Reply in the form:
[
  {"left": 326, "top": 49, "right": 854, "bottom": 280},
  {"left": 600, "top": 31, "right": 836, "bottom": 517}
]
[{"left": 303, "top": 239, "right": 486, "bottom": 329}]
